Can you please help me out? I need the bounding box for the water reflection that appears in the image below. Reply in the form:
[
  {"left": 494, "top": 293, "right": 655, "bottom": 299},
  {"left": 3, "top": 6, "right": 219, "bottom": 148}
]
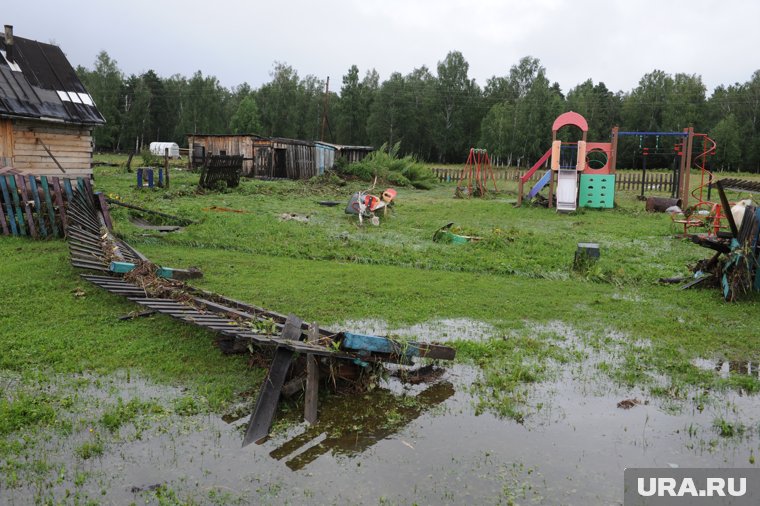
[
  {"left": 693, "top": 358, "right": 760, "bottom": 378},
  {"left": 270, "top": 381, "right": 455, "bottom": 470}
]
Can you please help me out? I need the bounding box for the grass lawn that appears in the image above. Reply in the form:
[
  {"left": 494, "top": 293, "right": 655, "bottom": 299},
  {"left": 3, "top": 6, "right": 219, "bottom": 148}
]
[{"left": 2, "top": 156, "right": 760, "bottom": 502}]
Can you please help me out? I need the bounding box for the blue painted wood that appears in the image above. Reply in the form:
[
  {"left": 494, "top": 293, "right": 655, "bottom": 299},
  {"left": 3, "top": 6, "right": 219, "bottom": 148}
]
[
  {"left": 109, "top": 261, "right": 175, "bottom": 279},
  {"left": 136, "top": 168, "right": 143, "bottom": 188},
  {"left": 528, "top": 169, "right": 552, "bottom": 199},
  {"left": 342, "top": 332, "right": 421, "bottom": 357},
  {"left": 146, "top": 169, "right": 154, "bottom": 188},
  {"left": 109, "top": 261, "right": 135, "bottom": 274},
  {"left": 0, "top": 176, "right": 18, "bottom": 236},
  {"left": 63, "top": 178, "right": 74, "bottom": 202},
  {"left": 27, "top": 176, "right": 48, "bottom": 238},
  {"left": 0, "top": 181, "right": 7, "bottom": 235},
  {"left": 40, "top": 177, "right": 59, "bottom": 237},
  {"left": 7, "top": 176, "right": 26, "bottom": 236}
]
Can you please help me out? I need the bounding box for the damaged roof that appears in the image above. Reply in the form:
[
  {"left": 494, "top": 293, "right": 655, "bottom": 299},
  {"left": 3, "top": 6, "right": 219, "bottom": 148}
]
[{"left": 0, "top": 32, "right": 105, "bottom": 125}]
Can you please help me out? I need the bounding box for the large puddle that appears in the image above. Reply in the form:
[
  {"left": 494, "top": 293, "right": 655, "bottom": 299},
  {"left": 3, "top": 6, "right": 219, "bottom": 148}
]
[{"left": 2, "top": 320, "right": 759, "bottom": 505}]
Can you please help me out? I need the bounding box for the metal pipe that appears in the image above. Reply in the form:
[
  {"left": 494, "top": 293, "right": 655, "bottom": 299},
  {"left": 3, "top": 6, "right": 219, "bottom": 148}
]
[
  {"left": 4, "top": 25, "right": 13, "bottom": 64},
  {"left": 616, "top": 131, "right": 689, "bottom": 137}
]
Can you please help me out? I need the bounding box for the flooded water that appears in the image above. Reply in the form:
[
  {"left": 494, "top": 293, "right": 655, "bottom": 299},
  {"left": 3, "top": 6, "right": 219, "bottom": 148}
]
[
  {"left": 3, "top": 320, "right": 759, "bottom": 505},
  {"left": 337, "top": 317, "right": 498, "bottom": 343}
]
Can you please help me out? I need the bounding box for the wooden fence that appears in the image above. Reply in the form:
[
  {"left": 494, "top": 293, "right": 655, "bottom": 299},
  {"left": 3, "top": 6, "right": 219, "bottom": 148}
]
[
  {"left": 0, "top": 174, "right": 98, "bottom": 239},
  {"left": 431, "top": 168, "right": 676, "bottom": 193}
]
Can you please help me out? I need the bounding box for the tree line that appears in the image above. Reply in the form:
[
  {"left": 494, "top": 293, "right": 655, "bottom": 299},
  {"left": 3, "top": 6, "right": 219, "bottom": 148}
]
[{"left": 76, "top": 51, "right": 760, "bottom": 171}]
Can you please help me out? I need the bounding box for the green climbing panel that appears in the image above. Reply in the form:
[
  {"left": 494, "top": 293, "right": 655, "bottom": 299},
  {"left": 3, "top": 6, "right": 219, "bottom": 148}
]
[{"left": 579, "top": 174, "right": 615, "bottom": 209}]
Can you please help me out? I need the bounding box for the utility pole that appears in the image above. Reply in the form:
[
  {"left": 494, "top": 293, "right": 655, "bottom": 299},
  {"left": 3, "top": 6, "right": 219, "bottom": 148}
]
[{"left": 320, "top": 77, "right": 330, "bottom": 142}]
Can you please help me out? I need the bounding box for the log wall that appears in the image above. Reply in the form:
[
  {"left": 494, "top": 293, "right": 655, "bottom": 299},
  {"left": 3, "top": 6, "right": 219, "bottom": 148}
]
[{"left": 5, "top": 120, "right": 93, "bottom": 177}]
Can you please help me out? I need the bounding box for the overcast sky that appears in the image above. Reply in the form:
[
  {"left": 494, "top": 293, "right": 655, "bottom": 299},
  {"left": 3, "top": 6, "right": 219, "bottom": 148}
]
[{"left": 4, "top": 0, "right": 758, "bottom": 95}]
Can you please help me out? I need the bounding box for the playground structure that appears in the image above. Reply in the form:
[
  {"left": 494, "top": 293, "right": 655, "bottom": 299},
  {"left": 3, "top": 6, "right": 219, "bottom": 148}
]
[
  {"left": 457, "top": 148, "right": 498, "bottom": 197},
  {"left": 517, "top": 112, "right": 615, "bottom": 212},
  {"left": 516, "top": 112, "right": 717, "bottom": 217}
]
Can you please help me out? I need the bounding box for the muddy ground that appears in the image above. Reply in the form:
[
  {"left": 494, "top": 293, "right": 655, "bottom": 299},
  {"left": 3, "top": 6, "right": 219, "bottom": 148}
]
[{"left": 2, "top": 320, "right": 758, "bottom": 505}]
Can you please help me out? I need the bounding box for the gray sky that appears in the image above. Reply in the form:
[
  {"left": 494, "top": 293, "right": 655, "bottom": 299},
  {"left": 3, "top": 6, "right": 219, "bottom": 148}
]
[{"left": 5, "top": 0, "right": 758, "bottom": 95}]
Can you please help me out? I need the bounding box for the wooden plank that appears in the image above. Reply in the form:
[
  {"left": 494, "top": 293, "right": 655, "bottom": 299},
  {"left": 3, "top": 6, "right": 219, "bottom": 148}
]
[
  {"left": 0, "top": 189, "right": 8, "bottom": 235},
  {"left": 0, "top": 176, "right": 16, "bottom": 236},
  {"left": 82, "top": 178, "right": 94, "bottom": 199},
  {"left": 63, "top": 178, "right": 74, "bottom": 202},
  {"left": 96, "top": 193, "right": 113, "bottom": 231},
  {"left": 14, "top": 175, "right": 36, "bottom": 237},
  {"left": 242, "top": 314, "right": 303, "bottom": 446},
  {"left": 6, "top": 175, "right": 25, "bottom": 235},
  {"left": 27, "top": 176, "right": 48, "bottom": 238},
  {"left": 51, "top": 177, "right": 68, "bottom": 233},
  {"left": 341, "top": 332, "right": 456, "bottom": 360},
  {"left": 34, "top": 138, "right": 68, "bottom": 174},
  {"left": 305, "top": 323, "right": 319, "bottom": 425},
  {"left": 39, "top": 176, "right": 59, "bottom": 237}
]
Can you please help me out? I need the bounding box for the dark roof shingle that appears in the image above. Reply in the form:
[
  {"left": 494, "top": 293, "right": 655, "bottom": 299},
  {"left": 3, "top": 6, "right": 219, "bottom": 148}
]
[{"left": 0, "top": 33, "right": 105, "bottom": 125}]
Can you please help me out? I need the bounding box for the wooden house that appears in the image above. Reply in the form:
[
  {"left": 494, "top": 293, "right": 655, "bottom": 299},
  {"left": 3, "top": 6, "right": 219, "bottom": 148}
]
[{"left": 0, "top": 26, "right": 105, "bottom": 177}]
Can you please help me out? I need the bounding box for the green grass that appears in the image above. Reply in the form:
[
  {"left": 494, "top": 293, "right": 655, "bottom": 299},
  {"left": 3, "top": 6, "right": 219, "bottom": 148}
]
[{"left": 2, "top": 154, "right": 760, "bottom": 442}]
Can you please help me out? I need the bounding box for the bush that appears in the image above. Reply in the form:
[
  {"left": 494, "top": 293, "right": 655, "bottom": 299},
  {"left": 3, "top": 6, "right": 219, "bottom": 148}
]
[
  {"left": 140, "top": 148, "right": 162, "bottom": 167},
  {"left": 338, "top": 142, "right": 437, "bottom": 190}
]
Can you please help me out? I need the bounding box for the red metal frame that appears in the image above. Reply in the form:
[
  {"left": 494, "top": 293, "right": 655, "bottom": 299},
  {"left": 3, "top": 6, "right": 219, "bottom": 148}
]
[{"left": 458, "top": 148, "right": 497, "bottom": 196}]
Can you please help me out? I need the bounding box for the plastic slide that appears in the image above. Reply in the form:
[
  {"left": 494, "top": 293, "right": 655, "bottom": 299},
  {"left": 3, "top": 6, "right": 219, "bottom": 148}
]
[
  {"left": 555, "top": 169, "right": 578, "bottom": 212},
  {"left": 528, "top": 169, "right": 552, "bottom": 199}
]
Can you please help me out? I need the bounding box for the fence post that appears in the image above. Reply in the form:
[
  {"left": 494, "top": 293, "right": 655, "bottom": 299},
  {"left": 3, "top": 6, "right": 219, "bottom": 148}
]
[{"left": 164, "top": 148, "right": 170, "bottom": 189}]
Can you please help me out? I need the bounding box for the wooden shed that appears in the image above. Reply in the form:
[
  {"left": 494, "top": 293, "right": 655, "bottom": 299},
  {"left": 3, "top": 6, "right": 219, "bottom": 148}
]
[
  {"left": 316, "top": 142, "right": 375, "bottom": 164},
  {"left": 0, "top": 26, "right": 105, "bottom": 177},
  {"left": 187, "top": 134, "right": 319, "bottom": 179}
]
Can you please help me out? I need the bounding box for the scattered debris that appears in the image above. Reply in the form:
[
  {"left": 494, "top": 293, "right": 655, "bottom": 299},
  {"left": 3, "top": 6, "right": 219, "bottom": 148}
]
[
  {"left": 129, "top": 216, "right": 181, "bottom": 232},
  {"left": 645, "top": 196, "right": 682, "bottom": 213},
  {"left": 279, "top": 212, "right": 310, "bottom": 223},
  {"left": 617, "top": 398, "right": 643, "bottom": 409},
  {"left": 202, "top": 206, "right": 247, "bottom": 213},
  {"left": 106, "top": 198, "right": 195, "bottom": 226},
  {"left": 683, "top": 179, "right": 760, "bottom": 301},
  {"left": 345, "top": 187, "right": 396, "bottom": 226},
  {"left": 390, "top": 364, "right": 445, "bottom": 384},
  {"left": 110, "top": 261, "right": 203, "bottom": 280},
  {"left": 432, "top": 223, "right": 481, "bottom": 244},
  {"left": 658, "top": 276, "right": 686, "bottom": 284}
]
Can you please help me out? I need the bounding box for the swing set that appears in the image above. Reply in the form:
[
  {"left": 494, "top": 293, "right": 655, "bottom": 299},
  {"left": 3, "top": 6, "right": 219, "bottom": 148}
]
[
  {"left": 456, "top": 148, "right": 498, "bottom": 197},
  {"left": 613, "top": 127, "right": 723, "bottom": 234}
]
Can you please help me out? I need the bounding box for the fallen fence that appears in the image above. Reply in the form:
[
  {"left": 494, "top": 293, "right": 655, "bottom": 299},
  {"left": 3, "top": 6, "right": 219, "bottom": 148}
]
[{"left": 63, "top": 188, "right": 456, "bottom": 446}]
